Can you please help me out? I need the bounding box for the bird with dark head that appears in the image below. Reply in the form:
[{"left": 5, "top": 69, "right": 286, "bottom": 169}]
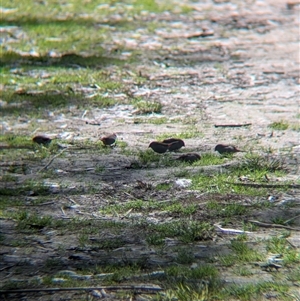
[
  {"left": 214, "top": 144, "right": 243, "bottom": 154},
  {"left": 101, "top": 133, "right": 117, "bottom": 146},
  {"left": 33, "top": 135, "right": 52, "bottom": 145},
  {"left": 162, "top": 138, "right": 185, "bottom": 151},
  {"left": 149, "top": 141, "right": 170, "bottom": 154},
  {"left": 176, "top": 153, "right": 201, "bottom": 163}
]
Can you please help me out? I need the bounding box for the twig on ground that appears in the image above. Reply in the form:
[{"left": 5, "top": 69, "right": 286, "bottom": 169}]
[
  {"left": 283, "top": 214, "right": 300, "bottom": 224},
  {"left": 0, "top": 265, "right": 15, "bottom": 272},
  {"left": 224, "top": 181, "right": 300, "bottom": 189},
  {"left": 64, "top": 196, "right": 78, "bottom": 205},
  {"left": 0, "top": 285, "right": 163, "bottom": 294},
  {"left": 248, "top": 220, "right": 300, "bottom": 231},
  {"left": 214, "top": 224, "right": 253, "bottom": 235},
  {"left": 37, "top": 148, "right": 68, "bottom": 173},
  {"left": 60, "top": 207, "right": 66, "bottom": 216},
  {"left": 30, "top": 201, "right": 55, "bottom": 207},
  {"left": 81, "top": 110, "right": 88, "bottom": 119},
  {"left": 214, "top": 123, "right": 252, "bottom": 128}
]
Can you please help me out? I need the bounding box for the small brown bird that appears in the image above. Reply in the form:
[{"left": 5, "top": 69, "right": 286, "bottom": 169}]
[
  {"left": 163, "top": 138, "right": 185, "bottom": 151},
  {"left": 214, "top": 144, "right": 243, "bottom": 154},
  {"left": 32, "top": 135, "right": 52, "bottom": 145},
  {"left": 101, "top": 133, "right": 117, "bottom": 146},
  {"left": 176, "top": 153, "right": 201, "bottom": 163},
  {"left": 149, "top": 141, "right": 170, "bottom": 154}
]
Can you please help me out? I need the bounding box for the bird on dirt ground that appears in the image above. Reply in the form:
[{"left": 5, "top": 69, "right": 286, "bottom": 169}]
[
  {"left": 176, "top": 153, "right": 201, "bottom": 163},
  {"left": 149, "top": 141, "right": 170, "bottom": 154},
  {"left": 101, "top": 133, "right": 117, "bottom": 146},
  {"left": 162, "top": 138, "right": 185, "bottom": 151},
  {"left": 214, "top": 144, "right": 244, "bottom": 154},
  {"left": 32, "top": 135, "right": 52, "bottom": 145}
]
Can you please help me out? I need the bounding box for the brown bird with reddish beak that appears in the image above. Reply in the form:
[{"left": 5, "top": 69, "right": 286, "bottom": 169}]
[
  {"left": 33, "top": 135, "right": 52, "bottom": 145},
  {"left": 149, "top": 141, "right": 170, "bottom": 154},
  {"left": 214, "top": 144, "right": 244, "bottom": 154},
  {"left": 162, "top": 138, "right": 185, "bottom": 151},
  {"left": 101, "top": 133, "right": 117, "bottom": 146},
  {"left": 176, "top": 153, "right": 201, "bottom": 163}
]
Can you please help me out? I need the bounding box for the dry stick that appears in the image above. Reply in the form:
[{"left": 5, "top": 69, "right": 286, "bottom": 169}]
[
  {"left": 214, "top": 123, "right": 252, "bottom": 128},
  {"left": 37, "top": 148, "right": 68, "bottom": 173},
  {"left": 26, "top": 201, "right": 55, "bottom": 207},
  {"left": 248, "top": 220, "right": 300, "bottom": 231},
  {"left": 223, "top": 181, "right": 300, "bottom": 189},
  {"left": 0, "top": 285, "right": 163, "bottom": 294},
  {"left": 283, "top": 214, "right": 300, "bottom": 224}
]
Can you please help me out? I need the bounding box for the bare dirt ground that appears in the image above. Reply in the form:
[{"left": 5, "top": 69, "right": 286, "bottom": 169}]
[{"left": 1, "top": 0, "right": 300, "bottom": 300}]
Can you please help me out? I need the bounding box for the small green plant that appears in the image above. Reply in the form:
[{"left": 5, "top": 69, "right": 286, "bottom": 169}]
[
  {"left": 238, "top": 153, "right": 284, "bottom": 172},
  {"left": 156, "top": 129, "right": 203, "bottom": 141},
  {"left": 268, "top": 120, "right": 289, "bottom": 130},
  {"left": 230, "top": 240, "right": 263, "bottom": 262},
  {"left": 155, "top": 182, "right": 172, "bottom": 190},
  {"left": 176, "top": 248, "right": 195, "bottom": 264},
  {"left": 207, "top": 201, "right": 248, "bottom": 217},
  {"left": 14, "top": 211, "right": 54, "bottom": 231},
  {"left": 132, "top": 99, "right": 162, "bottom": 114},
  {"left": 137, "top": 149, "right": 162, "bottom": 165}
]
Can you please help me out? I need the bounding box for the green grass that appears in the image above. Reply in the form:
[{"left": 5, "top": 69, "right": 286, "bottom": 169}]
[
  {"left": 99, "top": 199, "right": 197, "bottom": 217},
  {"left": 266, "top": 236, "right": 300, "bottom": 265},
  {"left": 132, "top": 98, "right": 163, "bottom": 114},
  {"left": 156, "top": 129, "right": 204, "bottom": 141},
  {"left": 146, "top": 220, "right": 214, "bottom": 244},
  {"left": 268, "top": 120, "right": 289, "bottom": 130},
  {"left": 221, "top": 282, "right": 291, "bottom": 301},
  {"left": 207, "top": 201, "right": 248, "bottom": 217}
]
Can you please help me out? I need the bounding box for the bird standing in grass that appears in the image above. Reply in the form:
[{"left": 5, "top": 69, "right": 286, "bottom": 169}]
[
  {"left": 149, "top": 141, "right": 170, "bottom": 154},
  {"left": 176, "top": 153, "right": 201, "bottom": 163},
  {"left": 214, "top": 144, "right": 243, "bottom": 154},
  {"left": 101, "top": 133, "right": 117, "bottom": 146},
  {"left": 33, "top": 135, "right": 52, "bottom": 145},
  {"left": 163, "top": 138, "right": 185, "bottom": 151}
]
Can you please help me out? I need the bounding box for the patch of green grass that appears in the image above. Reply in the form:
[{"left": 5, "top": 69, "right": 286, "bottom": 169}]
[
  {"left": 164, "top": 203, "right": 198, "bottom": 216},
  {"left": 206, "top": 201, "right": 248, "bottom": 217},
  {"left": 159, "top": 283, "right": 210, "bottom": 301},
  {"left": 173, "top": 169, "right": 190, "bottom": 177},
  {"left": 238, "top": 153, "right": 284, "bottom": 173},
  {"left": 137, "top": 149, "right": 162, "bottom": 165},
  {"left": 0, "top": 133, "right": 33, "bottom": 147},
  {"left": 266, "top": 236, "right": 300, "bottom": 265},
  {"left": 233, "top": 266, "right": 253, "bottom": 276},
  {"left": 221, "top": 282, "right": 291, "bottom": 301},
  {"left": 0, "top": 196, "right": 24, "bottom": 211},
  {"left": 155, "top": 182, "right": 172, "bottom": 190},
  {"left": 64, "top": 218, "right": 125, "bottom": 234},
  {"left": 0, "top": 181, "right": 50, "bottom": 197},
  {"left": 156, "top": 129, "right": 203, "bottom": 141},
  {"left": 147, "top": 220, "right": 213, "bottom": 244},
  {"left": 194, "top": 153, "right": 226, "bottom": 166},
  {"left": 287, "top": 267, "right": 300, "bottom": 282},
  {"left": 268, "top": 120, "right": 289, "bottom": 130},
  {"left": 13, "top": 211, "right": 55, "bottom": 231},
  {"left": 132, "top": 98, "right": 162, "bottom": 114},
  {"left": 218, "top": 239, "right": 264, "bottom": 267},
  {"left": 133, "top": 117, "right": 168, "bottom": 124},
  {"left": 230, "top": 240, "right": 263, "bottom": 262},
  {"left": 192, "top": 173, "right": 267, "bottom": 196},
  {"left": 176, "top": 248, "right": 195, "bottom": 264},
  {"left": 290, "top": 123, "right": 300, "bottom": 131},
  {"left": 100, "top": 199, "right": 198, "bottom": 217},
  {"left": 165, "top": 264, "right": 218, "bottom": 280}
]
